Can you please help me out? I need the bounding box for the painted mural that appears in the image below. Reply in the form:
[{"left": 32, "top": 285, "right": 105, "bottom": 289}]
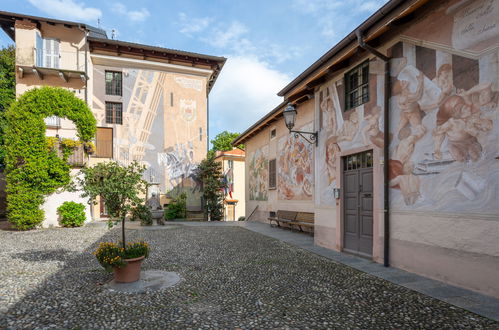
[
  {"left": 316, "top": 59, "right": 386, "bottom": 205},
  {"left": 278, "top": 123, "right": 314, "bottom": 200},
  {"left": 387, "top": 0, "right": 499, "bottom": 213},
  {"left": 248, "top": 146, "right": 269, "bottom": 201},
  {"left": 93, "top": 66, "right": 206, "bottom": 207}
]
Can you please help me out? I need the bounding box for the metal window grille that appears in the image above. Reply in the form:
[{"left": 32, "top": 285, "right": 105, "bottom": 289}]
[
  {"left": 345, "top": 61, "right": 369, "bottom": 110},
  {"left": 269, "top": 159, "right": 277, "bottom": 189},
  {"left": 105, "top": 71, "right": 123, "bottom": 96},
  {"left": 270, "top": 129, "right": 276, "bottom": 139},
  {"left": 105, "top": 102, "right": 123, "bottom": 124},
  {"left": 344, "top": 150, "right": 373, "bottom": 171}
]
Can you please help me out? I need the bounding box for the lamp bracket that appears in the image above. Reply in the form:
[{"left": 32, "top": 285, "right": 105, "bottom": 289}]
[{"left": 289, "top": 130, "right": 318, "bottom": 146}]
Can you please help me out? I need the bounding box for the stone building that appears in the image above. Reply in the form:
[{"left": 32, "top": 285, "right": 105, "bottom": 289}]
[
  {"left": 0, "top": 11, "right": 225, "bottom": 224},
  {"left": 234, "top": 0, "right": 499, "bottom": 298}
]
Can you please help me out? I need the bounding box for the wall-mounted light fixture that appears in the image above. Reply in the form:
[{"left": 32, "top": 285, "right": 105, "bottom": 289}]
[{"left": 283, "top": 103, "right": 318, "bottom": 146}]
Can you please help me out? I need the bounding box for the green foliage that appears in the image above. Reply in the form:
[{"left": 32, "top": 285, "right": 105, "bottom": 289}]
[
  {"left": 164, "top": 192, "right": 187, "bottom": 220},
  {"left": 131, "top": 204, "right": 153, "bottom": 226},
  {"left": 5, "top": 87, "right": 96, "bottom": 230},
  {"left": 238, "top": 216, "right": 246, "bottom": 221},
  {"left": 0, "top": 45, "right": 15, "bottom": 169},
  {"left": 195, "top": 153, "right": 225, "bottom": 221},
  {"left": 76, "top": 161, "right": 147, "bottom": 247},
  {"left": 93, "top": 241, "right": 149, "bottom": 272},
  {"left": 210, "top": 131, "right": 244, "bottom": 152},
  {"left": 60, "top": 138, "right": 82, "bottom": 160},
  {"left": 57, "top": 201, "right": 86, "bottom": 227}
]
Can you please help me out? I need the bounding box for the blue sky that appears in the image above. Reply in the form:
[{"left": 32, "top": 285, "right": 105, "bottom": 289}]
[{"left": 1, "top": 0, "right": 388, "bottom": 142}]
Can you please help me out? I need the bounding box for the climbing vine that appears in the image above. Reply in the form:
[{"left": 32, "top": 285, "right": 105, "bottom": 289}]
[{"left": 5, "top": 87, "right": 96, "bottom": 230}]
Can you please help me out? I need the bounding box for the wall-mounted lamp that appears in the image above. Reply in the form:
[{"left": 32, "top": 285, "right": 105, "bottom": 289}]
[{"left": 283, "top": 103, "right": 318, "bottom": 146}]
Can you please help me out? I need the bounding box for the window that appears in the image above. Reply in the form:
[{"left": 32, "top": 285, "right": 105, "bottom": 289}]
[
  {"left": 345, "top": 61, "right": 369, "bottom": 110},
  {"left": 170, "top": 92, "right": 174, "bottom": 106},
  {"left": 199, "top": 127, "right": 203, "bottom": 141},
  {"left": 95, "top": 127, "right": 113, "bottom": 158},
  {"left": 105, "top": 102, "right": 123, "bottom": 124},
  {"left": 269, "top": 159, "right": 276, "bottom": 189},
  {"left": 228, "top": 159, "right": 234, "bottom": 169},
  {"left": 270, "top": 128, "right": 276, "bottom": 139},
  {"left": 36, "top": 32, "right": 59, "bottom": 68},
  {"left": 105, "top": 71, "right": 123, "bottom": 96}
]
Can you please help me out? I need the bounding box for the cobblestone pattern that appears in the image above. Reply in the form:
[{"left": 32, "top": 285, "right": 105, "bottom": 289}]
[{"left": 0, "top": 225, "right": 497, "bottom": 329}]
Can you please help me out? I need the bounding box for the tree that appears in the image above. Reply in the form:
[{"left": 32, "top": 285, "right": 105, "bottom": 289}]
[
  {"left": 77, "top": 161, "right": 148, "bottom": 247},
  {"left": 0, "top": 45, "right": 16, "bottom": 169},
  {"left": 195, "top": 153, "right": 225, "bottom": 221},
  {"left": 210, "top": 131, "right": 244, "bottom": 153}
]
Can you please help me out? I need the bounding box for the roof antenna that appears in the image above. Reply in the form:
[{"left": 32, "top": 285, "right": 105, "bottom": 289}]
[
  {"left": 97, "top": 18, "right": 100, "bottom": 28},
  {"left": 111, "top": 29, "right": 116, "bottom": 40}
]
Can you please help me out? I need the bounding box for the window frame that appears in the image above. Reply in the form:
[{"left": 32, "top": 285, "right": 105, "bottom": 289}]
[
  {"left": 105, "top": 102, "right": 123, "bottom": 125},
  {"left": 105, "top": 71, "right": 123, "bottom": 96},
  {"left": 268, "top": 158, "right": 277, "bottom": 190},
  {"left": 344, "top": 60, "right": 370, "bottom": 111}
]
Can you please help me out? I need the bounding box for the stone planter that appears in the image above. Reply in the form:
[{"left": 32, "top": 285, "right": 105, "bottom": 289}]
[{"left": 113, "top": 256, "right": 145, "bottom": 283}]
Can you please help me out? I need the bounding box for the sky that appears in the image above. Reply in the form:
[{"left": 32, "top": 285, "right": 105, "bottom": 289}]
[{"left": 0, "top": 0, "right": 388, "bottom": 143}]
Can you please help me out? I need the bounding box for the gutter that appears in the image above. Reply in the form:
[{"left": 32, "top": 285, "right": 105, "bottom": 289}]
[{"left": 356, "top": 30, "right": 391, "bottom": 267}]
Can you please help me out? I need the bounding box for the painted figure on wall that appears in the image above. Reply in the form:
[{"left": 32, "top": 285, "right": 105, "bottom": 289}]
[
  {"left": 249, "top": 147, "right": 269, "bottom": 201},
  {"left": 278, "top": 123, "right": 314, "bottom": 200}
]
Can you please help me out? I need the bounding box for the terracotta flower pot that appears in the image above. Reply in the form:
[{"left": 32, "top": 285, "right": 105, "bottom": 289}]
[{"left": 113, "top": 256, "right": 145, "bottom": 283}]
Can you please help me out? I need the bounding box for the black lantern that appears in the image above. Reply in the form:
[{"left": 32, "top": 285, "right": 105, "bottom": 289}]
[{"left": 282, "top": 103, "right": 318, "bottom": 146}]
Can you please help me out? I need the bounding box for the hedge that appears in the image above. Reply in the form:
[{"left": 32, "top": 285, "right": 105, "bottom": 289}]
[{"left": 5, "top": 87, "right": 96, "bottom": 230}]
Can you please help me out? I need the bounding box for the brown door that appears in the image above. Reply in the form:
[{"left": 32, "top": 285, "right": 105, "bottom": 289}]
[
  {"left": 343, "top": 151, "right": 373, "bottom": 257},
  {"left": 95, "top": 127, "right": 113, "bottom": 158}
]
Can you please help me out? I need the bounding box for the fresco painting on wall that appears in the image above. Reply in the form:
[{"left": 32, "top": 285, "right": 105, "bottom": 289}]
[
  {"left": 277, "top": 123, "right": 314, "bottom": 200},
  {"left": 93, "top": 67, "right": 205, "bottom": 206},
  {"left": 248, "top": 146, "right": 269, "bottom": 201},
  {"left": 388, "top": 38, "right": 498, "bottom": 212}
]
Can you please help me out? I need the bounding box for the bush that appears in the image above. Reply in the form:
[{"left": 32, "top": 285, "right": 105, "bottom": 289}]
[
  {"left": 57, "top": 201, "right": 86, "bottom": 227},
  {"left": 164, "top": 192, "right": 187, "bottom": 220},
  {"left": 238, "top": 216, "right": 246, "bottom": 221},
  {"left": 93, "top": 241, "right": 149, "bottom": 272},
  {"left": 131, "top": 204, "right": 153, "bottom": 226}
]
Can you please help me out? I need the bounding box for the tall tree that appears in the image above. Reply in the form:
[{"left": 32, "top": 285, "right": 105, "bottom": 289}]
[
  {"left": 195, "top": 153, "right": 225, "bottom": 221},
  {"left": 210, "top": 131, "right": 244, "bottom": 153},
  {"left": 0, "top": 45, "right": 16, "bottom": 169}
]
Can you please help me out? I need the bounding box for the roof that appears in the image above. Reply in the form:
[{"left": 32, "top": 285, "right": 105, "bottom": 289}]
[
  {"left": 234, "top": 0, "right": 429, "bottom": 145},
  {"left": 88, "top": 37, "right": 226, "bottom": 93},
  {"left": 0, "top": 10, "right": 107, "bottom": 40},
  {"left": 214, "top": 148, "right": 246, "bottom": 159}
]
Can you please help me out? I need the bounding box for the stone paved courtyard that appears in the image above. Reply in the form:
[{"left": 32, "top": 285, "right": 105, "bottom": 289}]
[{"left": 0, "top": 224, "right": 497, "bottom": 329}]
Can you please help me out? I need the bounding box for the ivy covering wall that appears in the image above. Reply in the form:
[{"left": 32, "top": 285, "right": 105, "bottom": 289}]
[{"left": 5, "top": 87, "right": 96, "bottom": 230}]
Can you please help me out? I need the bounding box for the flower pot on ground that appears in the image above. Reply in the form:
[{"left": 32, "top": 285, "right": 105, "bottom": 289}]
[{"left": 94, "top": 241, "right": 149, "bottom": 283}]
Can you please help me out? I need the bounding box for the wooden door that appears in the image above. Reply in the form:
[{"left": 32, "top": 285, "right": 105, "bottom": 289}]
[{"left": 343, "top": 151, "right": 373, "bottom": 257}]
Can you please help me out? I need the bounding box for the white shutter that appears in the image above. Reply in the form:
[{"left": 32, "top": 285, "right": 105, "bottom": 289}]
[
  {"left": 52, "top": 39, "right": 59, "bottom": 69},
  {"left": 43, "top": 39, "right": 60, "bottom": 68}
]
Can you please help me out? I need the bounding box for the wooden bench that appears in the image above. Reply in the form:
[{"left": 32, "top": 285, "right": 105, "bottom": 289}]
[{"left": 268, "top": 210, "right": 314, "bottom": 233}]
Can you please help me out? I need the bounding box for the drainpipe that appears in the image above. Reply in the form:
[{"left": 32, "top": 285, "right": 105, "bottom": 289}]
[
  {"left": 78, "top": 24, "right": 88, "bottom": 105},
  {"left": 356, "top": 30, "right": 391, "bottom": 267}
]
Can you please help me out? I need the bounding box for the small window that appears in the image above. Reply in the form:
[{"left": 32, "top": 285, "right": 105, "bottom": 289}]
[
  {"left": 105, "top": 102, "right": 123, "bottom": 124},
  {"left": 105, "top": 71, "right": 123, "bottom": 96},
  {"left": 269, "top": 159, "right": 276, "bottom": 189},
  {"left": 270, "top": 128, "right": 276, "bottom": 139},
  {"left": 170, "top": 92, "right": 174, "bottom": 106},
  {"left": 228, "top": 159, "right": 234, "bottom": 169},
  {"left": 199, "top": 127, "right": 203, "bottom": 141},
  {"left": 344, "top": 61, "right": 369, "bottom": 110}
]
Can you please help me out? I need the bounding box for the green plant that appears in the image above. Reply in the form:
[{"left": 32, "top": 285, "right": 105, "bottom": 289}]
[
  {"left": 164, "top": 192, "right": 187, "bottom": 220},
  {"left": 195, "top": 153, "right": 225, "bottom": 221},
  {"left": 5, "top": 87, "right": 96, "bottom": 230},
  {"left": 210, "top": 131, "right": 244, "bottom": 152},
  {"left": 0, "top": 45, "right": 16, "bottom": 170},
  {"left": 57, "top": 201, "right": 86, "bottom": 227},
  {"left": 238, "top": 216, "right": 246, "bottom": 221},
  {"left": 131, "top": 204, "right": 153, "bottom": 226},
  {"left": 93, "top": 241, "right": 149, "bottom": 272},
  {"left": 60, "top": 138, "right": 82, "bottom": 160},
  {"left": 76, "top": 161, "right": 147, "bottom": 248}
]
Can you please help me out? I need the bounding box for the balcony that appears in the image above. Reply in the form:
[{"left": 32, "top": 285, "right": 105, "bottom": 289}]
[
  {"left": 49, "top": 139, "right": 88, "bottom": 168},
  {"left": 44, "top": 115, "right": 61, "bottom": 128}
]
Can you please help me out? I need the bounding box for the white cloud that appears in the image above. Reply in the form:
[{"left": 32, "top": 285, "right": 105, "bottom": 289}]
[
  {"left": 205, "top": 21, "right": 248, "bottom": 48},
  {"left": 27, "top": 0, "right": 102, "bottom": 22},
  {"left": 178, "top": 12, "right": 212, "bottom": 36},
  {"left": 210, "top": 56, "right": 290, "bottom": 138},
  {"left": 111, "top": 3, "right": 150, "bottom": 22}
]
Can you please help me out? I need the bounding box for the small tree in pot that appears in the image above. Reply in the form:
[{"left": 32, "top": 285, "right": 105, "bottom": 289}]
[{"left": 76, "top": 161, "right": 149, "bottom": 282}]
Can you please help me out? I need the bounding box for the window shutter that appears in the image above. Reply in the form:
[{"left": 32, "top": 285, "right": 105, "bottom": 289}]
[
  {"left": 43, "top": 39, "right": 60, "bottom": 68},
  {"left": 36, "top": 32, "right": 43, "bottom": 66},
  {"left": 52, "top": 39, "right": 60, "bottom": 68},
  {"left": 269, "top": 159, "right": 276, "bottom": 189}
]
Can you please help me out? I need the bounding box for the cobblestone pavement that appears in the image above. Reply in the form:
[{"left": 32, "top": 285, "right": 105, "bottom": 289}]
[{"left": 0, "top": 225, "right": 497, "bottom": 329}]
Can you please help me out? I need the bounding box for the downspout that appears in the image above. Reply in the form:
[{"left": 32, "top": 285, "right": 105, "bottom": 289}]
[
  {"left": 356, "top": 30, "right": 391, "bottom": 267},
  {"left": 78, "top": 24, "right": 88, "bottom": 105}
]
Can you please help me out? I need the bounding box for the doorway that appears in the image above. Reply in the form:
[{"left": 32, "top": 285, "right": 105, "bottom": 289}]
[{"left": 342, "top": 150, "right": 373, "bottom": 257}]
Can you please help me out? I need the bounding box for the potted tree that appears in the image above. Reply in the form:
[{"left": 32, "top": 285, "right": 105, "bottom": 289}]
[{"left": 77, "top": 161, "right": 149, "bottom": 282}]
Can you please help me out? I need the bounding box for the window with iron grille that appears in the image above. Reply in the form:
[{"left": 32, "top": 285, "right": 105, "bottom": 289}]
[
  {"left": 105, "top": 71, "right": 122, "bottom": 96},
  {"left": 270, "top": 128, "right": 276, "bottom": 139},
  {"left": 105, "top": 102, "right": 123, "bottom": 124},
  {"left": 344, "top": 61, "right": 369, "bottom": 110},
  {"left": 269, "top": 159, "right": 276, "bottom": 189}
]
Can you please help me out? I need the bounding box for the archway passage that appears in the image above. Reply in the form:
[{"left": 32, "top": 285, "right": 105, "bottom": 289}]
[{"left": 4, "top": 87, "right": 96, "bottom": 230}]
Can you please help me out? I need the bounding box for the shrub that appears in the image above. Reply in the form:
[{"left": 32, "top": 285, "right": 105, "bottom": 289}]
[
  {"left": 164, "top": 192, "right": 187, "bottom": 220},
  {"left": 194, "top": 154, "right": 225, "bottom": 221},
  {"left": 57, "top": 201, "right": 86, "bottom": 227},
  {"left": 131, "top": 204, "right": 153, "bottom": 226},
  {"left": 238, "top": 216, "right": 246, "bottom": 221},
  {"left": 94, "top": 241, "right": 149, "bottom": 272},
  {"left": 5, "top": 87, "right": 96, "bottom": 230}
]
